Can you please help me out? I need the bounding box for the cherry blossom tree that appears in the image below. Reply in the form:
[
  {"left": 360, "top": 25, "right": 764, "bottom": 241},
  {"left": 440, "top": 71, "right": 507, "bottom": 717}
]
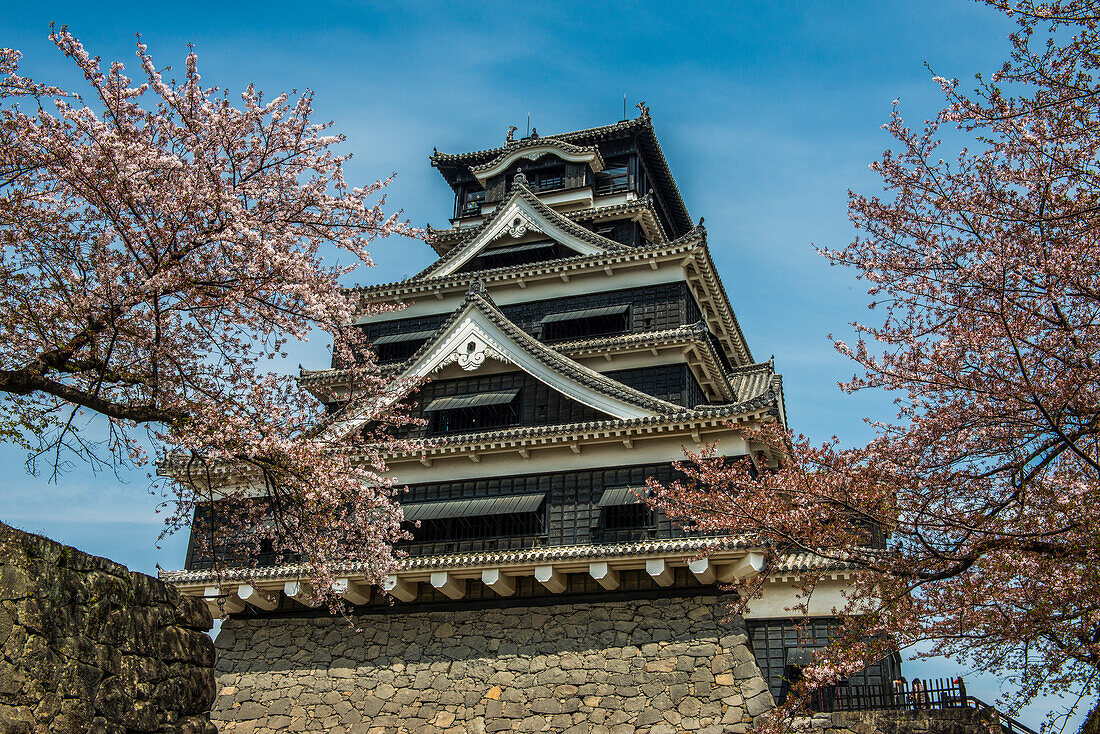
[
  {"left": 0, "top": 28, "right": 419, "bottom": 607},
  {"left": 649, "top": 1, "right": 1100, "bottom": 727}
]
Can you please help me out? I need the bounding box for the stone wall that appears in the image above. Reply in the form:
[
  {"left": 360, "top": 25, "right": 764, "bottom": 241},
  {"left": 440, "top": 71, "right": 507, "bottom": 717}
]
[
  {"left": 213, "top": 594, "right": 774, "bottom": 734},
  {"left": 0, "top": 522, "right": 217, "bottom": 734},
  {"left": 810, "top": 708, "right": 999, "bottom": 734}
]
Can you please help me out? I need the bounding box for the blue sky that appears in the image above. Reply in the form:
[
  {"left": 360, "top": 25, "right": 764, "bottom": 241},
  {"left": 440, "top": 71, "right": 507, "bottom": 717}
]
[{"left": 3, "top": 1, "right": 1074, "bottom": 728}]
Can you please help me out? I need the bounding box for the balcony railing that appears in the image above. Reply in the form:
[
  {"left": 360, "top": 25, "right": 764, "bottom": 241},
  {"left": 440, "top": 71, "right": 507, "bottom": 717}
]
[
  {"left": 530, "top": 175, "right": 565, "bottom": 192},
  {"left": 595, "top": 172, "right": 631, "bottom": 195}
]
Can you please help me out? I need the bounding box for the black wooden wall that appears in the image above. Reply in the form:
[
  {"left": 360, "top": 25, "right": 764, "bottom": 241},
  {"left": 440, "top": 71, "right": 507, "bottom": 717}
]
[
  {"left": 398, "top": 461, "right": 688, "bottom": 557},
  {"left": 356, "top": 282, "right": 705, "bottom": 365},
  {"left": 392, "top": 363, "right": 709, "bottom": 439}
]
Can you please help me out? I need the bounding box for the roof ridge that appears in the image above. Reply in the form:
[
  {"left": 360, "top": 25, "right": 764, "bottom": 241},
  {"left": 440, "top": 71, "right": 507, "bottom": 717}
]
[
  {"left": 160, "top": 534, "right": 753, "bottom": 584},
  {"left": 427, "top": 193, "right": 660, "bottom": 243},
  {"left": 399, "top": 399, "right": 781, "bottom": 449},
  {"left": 430, "top": 116, "right": 651, "bottom": 165},
  {"left": 319, "top": 285, "right": 697, "bottom": 442},
  {"left": 450, "top": 287, "right": 683, "bottom": 414},
  {"left": 302, "top": 322, "right": 714, "bottom": 386},
  {"left": 728, "top": 360, "right": 775, "bottom": 374},
  {"left": 469, "top": 138, "right": 605, "bottom": 179}
]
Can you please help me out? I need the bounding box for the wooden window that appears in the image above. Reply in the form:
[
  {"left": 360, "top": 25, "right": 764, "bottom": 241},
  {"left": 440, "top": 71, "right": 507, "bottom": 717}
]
[
  {"left": 528, "top": 167, "right": 566, "bottom": 192},
  {"left": 540, "top": 305, "right": 630, "bottom": 342},
  {"left": 593, "top": 485, "right": 656, "bottom": 541},
  {"left": 462, "top": 188, "right": 485, "bottom": 216},
  {"left": 371, "top": 329, "right": 435, "bottom": 362},
  {"left": 595, "top": 157, "right": 631, "bottom": 195},
  {"left": 401, "top": 493, "right": 546, "bottom": 543},
  {"left": 426, "top": 389, "right": 522, "bottom": 434}
]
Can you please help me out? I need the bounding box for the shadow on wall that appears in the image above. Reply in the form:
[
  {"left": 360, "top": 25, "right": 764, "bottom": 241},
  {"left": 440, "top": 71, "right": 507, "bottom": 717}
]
[{"left": 0, "top": 522, "right": 217, "bottom": 734}]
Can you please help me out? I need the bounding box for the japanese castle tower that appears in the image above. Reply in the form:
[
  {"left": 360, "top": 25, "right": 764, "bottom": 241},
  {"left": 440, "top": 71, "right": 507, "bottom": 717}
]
[{"left": 166, "top": 111, "right": 900, "bottom": 733}]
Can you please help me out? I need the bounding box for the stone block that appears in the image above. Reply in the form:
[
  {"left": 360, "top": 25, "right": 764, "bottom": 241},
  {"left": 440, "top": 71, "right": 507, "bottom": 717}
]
[
  {"left": 0, "top": 523, "right": 216, "bottom": 733},
  {"left": 210, "top": 593, "right": 773, "bottom": 733}
]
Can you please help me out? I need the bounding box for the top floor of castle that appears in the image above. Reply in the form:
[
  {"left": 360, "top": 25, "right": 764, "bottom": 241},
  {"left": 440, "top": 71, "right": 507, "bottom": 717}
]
[{"left": 431, "top": 112, "right": 693, "bottom": 240}]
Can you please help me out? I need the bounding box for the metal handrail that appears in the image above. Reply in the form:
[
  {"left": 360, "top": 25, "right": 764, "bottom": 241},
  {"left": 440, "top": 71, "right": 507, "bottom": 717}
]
[
  {"left": 965, "top": 696, "right": 1040, "bottom": 734},
  {"left": 807, "top": 678, "right": 1039, "bottom": 734}
]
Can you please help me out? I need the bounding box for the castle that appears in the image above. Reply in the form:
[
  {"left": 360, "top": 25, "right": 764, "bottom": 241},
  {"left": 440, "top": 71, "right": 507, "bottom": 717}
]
[{"left": 164, "top": 111, "right": 901, "bottom": 733}]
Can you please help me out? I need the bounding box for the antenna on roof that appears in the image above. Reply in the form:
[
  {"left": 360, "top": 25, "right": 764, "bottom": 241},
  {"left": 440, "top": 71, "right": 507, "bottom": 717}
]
[
  {"left": 623, "top": 94, "right": 627, "bottom": 122},
  {"left": 526, "top": 113, "right": 530, "bottom": 138}
]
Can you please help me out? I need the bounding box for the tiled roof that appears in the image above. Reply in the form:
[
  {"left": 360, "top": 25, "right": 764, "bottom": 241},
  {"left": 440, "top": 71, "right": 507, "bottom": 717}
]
[
  {"left": 299, "top": 366, "right": 366, "bottom": 386},
  {"left": 304, "top": 323, "right": 710, "bottom": 383},
  {"left": 346, "top": 230, "right": 755, "bottom": 369},
  {"left": 413, "top": 180, "right": 633, "bottom": 281},
  {"left": 769, "top": 552, "right": 855, "bottom": 574},
  {"left": 348, "top": 229, "right": 701, "bottom": 299},
  {"left": 426, "top": 194, "right": 667, "bottom": 254},
  {"left": 728, "top": 359, "right": 775, "bottom": 402},
  {"left": 549, "top": 321, "right": 708, "bottom": 353},
  {"left": 431, "top": 117, "right": 652, "bottom": 167},
  {"left": 410, "top": 281, "right": 682, "bottom": 414},
  {"left": 403, "top": 404, "right": 776, "bottom": 453},
  {"left": 311, "top": 282, "right": 691, "bottom": 441},
  {"left": 160, "top": 536, "right": 747, "bottom": 585},
  {"left": 301, "top": 322, "right": 740, "bottom": 404},
  {"left": 468, "top": 138, "right": 605, "bottom": 178},
  {"left": 160, "top": 540, "right": 851, "bottom": 586},
  {"left": 552, "top": 322, "right": 737, "bottom": 403}
]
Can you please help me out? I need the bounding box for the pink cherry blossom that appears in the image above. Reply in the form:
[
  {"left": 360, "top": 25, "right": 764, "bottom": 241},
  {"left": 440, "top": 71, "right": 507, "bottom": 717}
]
[
  {"left": 0, "top": 28, "right": 421, "bottom": 611},
  {"left": 650, "top": 3, "right": 1100, "bottom": 729}
]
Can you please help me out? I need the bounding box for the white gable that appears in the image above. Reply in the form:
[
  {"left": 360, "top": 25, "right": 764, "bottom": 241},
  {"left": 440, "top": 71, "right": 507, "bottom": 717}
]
[
  {"left": 321, "top": 301, "right": 663, "bottom": 442},
  {"left": 429, "top": 194, "right": 610, "bottom": 278}
]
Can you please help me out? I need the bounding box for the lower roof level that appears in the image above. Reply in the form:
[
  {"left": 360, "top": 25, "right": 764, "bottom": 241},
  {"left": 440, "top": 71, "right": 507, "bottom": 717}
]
[{"left": 163, "top": 538, "right": 850, "bottom": 622}]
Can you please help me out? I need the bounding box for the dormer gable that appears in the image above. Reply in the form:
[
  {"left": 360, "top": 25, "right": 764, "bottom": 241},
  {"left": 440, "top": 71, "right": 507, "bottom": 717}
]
[
  {"left": 415, "top": 179, "right": 631, "bottom": 280},
  {"left": 318, "top": 282, "right": 682, "bottom": 442}
]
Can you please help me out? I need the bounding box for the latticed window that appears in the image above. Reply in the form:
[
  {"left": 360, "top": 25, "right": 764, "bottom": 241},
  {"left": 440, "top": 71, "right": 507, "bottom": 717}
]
[
  {"left": 462, "top": 188, "right": 485, "bottom": 215},
  {"left": 527, "top": 167, "right": 566, "bottom": 192},
  {"left": 401, "top": 493, "right": 546, "bottom": 543},
  {"left": 593, "top": 486, "right": 655, "bottom": 541},
  {"left": 426, "top": 389, "right": 521, "bottom": 434},
  {"left": 371, "top": 329, "right": 434, "bottom": 362},
  {"left": 595, "top": 157, "right": 631, "bottom": 195},
  {"left": 541, "top": 305, "right": 630, "bottom": 341}
]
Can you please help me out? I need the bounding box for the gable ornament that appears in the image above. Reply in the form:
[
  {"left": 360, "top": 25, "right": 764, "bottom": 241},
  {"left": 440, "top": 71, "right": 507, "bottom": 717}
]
[{"left": 443, "top": 334, "right": 503, "bottom": 372}]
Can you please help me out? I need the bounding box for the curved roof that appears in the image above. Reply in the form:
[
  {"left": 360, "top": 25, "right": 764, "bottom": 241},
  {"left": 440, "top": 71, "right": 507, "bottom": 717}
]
[
  {"left": 397, "top": 281, "right": 683, "bottom": 414},
  {"left": 427, "top": 195, "right": 668, "bottom": 256},
  {"left": 318, "top": 281, "right": 686, "bottom": 441},
  {"left": 160, "top": 536, "right": 770, "bottom": 586},
  {"left": 415, "top": 179, "right": 632, "bottom": 280},
  {"left": 348, "top": 230, "right": 756, "bottom": 369},
  {"left": 469, "top": 138, "right": 604, "bottom": 183}
]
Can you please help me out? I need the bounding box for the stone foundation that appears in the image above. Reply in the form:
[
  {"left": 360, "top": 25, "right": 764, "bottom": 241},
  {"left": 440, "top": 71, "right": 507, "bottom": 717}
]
[
  {"left": 0, "top": 522, "right": 216, "bottom": 734},
  {"left": 810, "top": 708, "right": 999, "bottom": 734},
  {"left": 213, "top": 594, "right": 774, "bottom": 733}
]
